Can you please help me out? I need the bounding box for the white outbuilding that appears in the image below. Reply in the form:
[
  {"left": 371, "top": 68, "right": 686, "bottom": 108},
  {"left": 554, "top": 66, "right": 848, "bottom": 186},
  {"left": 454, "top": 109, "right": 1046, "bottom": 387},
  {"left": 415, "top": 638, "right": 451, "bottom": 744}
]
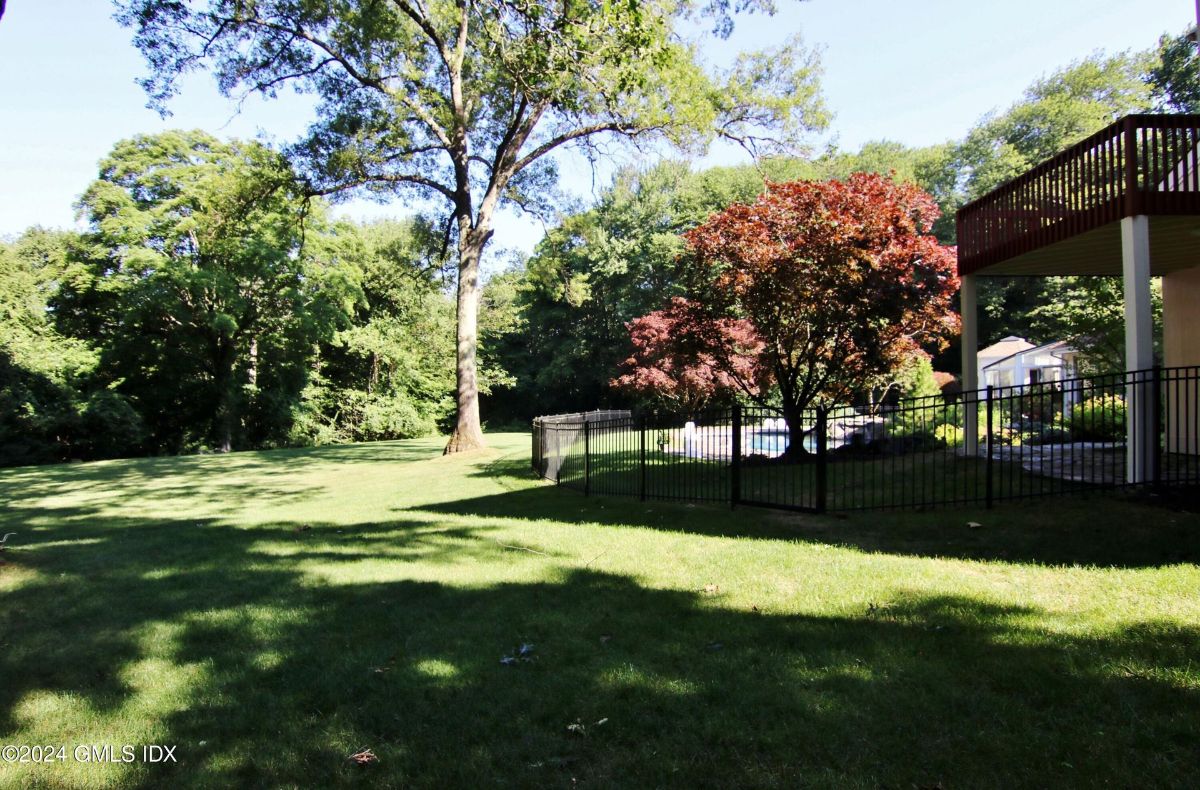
[{"left": 977, "top": 337, "right": 1080, "bottom": 390}]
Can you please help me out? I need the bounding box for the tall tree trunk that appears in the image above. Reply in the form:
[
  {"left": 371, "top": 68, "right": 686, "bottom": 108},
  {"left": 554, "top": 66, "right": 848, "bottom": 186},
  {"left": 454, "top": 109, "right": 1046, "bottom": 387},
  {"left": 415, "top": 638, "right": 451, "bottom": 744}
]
[
  {"left": 445, "top": 229, "right": 488, "bottom": 453},
  {"left": 212, "top": 339, "right": 238, "bottom": 454},
  {"left": 247, "top": 337, "right": 258, "bottom": 387},
  {"left": 214, "top": 370, "right": 235, "bottom": 454}
]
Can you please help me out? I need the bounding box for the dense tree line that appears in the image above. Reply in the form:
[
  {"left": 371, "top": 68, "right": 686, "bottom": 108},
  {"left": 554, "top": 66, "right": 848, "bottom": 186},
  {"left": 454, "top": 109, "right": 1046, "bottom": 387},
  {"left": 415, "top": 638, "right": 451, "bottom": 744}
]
[
  {"left": 0, "top": 132, "right": 463, "bottom": 466},
  {"left": 3, "top": 27, "right": 1195, "bottom": 463},
  {"left": 482, "top": 29, "right": 1198, "bottom": 423}
]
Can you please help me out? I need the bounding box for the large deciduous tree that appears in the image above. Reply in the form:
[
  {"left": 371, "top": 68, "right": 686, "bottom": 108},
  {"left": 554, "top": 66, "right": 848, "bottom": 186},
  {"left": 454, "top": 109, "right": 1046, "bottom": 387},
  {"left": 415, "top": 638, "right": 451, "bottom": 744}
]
[
  {"left": 624, "top": 174, "right": 958, "bottom": 456},
  {"left": 116, "top": 0, "right": 827, "bottom": 452},
  {"left": 66, "top": 131, "right": 352, "bottom": 454}
]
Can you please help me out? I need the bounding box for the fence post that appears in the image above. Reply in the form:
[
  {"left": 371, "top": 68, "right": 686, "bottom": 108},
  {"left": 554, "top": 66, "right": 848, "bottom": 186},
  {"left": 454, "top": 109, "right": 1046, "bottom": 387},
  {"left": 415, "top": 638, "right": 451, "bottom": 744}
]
[
  {"left": 1152, "top": 366, "right": 1163, "bottom": 489},
  {"left": 985, "top": 386, "right": 994, "bottom": 509},
  {"left": 815, "top": 406, "right": 828, "bottom": 513},
  {"left": 639, "top": 416, "right": 647, "bottom": 502},
  {"left": 583, "top": 419, "right": 591, "bottom": 497},
  {"left": 553, "top": 426, "right": 561, "bottom": 484},
  {"left": 731, "top": 404, "right": 742, "bottom": 508}
]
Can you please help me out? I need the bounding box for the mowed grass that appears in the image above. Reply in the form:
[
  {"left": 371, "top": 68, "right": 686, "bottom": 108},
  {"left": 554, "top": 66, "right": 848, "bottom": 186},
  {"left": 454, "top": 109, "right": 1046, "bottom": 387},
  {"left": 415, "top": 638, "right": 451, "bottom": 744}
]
[{"left": 1, "top": 434, "right": 1199, "bottom": 788}]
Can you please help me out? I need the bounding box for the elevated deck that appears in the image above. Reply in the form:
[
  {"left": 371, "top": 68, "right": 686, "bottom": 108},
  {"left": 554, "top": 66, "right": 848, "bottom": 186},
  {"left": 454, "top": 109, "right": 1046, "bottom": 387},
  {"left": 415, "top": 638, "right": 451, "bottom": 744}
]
[{"left": 956, "top": 114, "right": 1200, "bottom": 276}]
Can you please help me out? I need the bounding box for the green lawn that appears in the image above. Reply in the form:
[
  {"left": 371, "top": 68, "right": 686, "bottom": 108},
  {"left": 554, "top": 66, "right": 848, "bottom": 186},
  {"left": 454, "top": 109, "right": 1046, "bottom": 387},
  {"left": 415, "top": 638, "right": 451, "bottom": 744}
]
[{"left": 2, "top": 434, "right": 1199, "bottom": 788}]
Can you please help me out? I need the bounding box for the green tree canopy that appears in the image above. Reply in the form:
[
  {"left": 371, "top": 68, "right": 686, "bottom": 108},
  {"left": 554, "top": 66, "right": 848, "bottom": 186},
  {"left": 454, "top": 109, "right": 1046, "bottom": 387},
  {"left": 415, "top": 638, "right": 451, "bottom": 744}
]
[
  {"left": 63, "top": 130, "right": 355, "bottom": 453},
  {"left": 294, "top": 218, "right": 457, "bottom": 443},
  {"left": 1149, "top": 27, "right": 1200, "bottom": 112},
  {"left": 0, "top": 228, "right": 139, "bottom": 465},
  {"left": 1029, "top": 277, "right": 1163, "bottom": 373},
  {"left": 117, "top": 0, "right": 828, "bottom": 452},
  {"left": 959, "top": 50, "right": 1154, "bottom": 200}
]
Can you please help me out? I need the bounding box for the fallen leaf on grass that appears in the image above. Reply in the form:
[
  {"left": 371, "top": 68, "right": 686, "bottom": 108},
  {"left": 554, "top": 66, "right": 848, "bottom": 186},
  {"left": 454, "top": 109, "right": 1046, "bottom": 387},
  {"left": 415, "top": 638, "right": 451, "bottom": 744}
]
[
  {"left": 348, "top": 748, "right": 378, "bottom": 765},
  {"left": 701, "top": 583, "right": 720, "bottom": 594}
]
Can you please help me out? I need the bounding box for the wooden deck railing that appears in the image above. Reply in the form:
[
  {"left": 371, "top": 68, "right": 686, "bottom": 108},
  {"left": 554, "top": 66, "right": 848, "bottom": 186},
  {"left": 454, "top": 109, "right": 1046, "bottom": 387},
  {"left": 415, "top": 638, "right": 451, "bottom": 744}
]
[{"left": 956, "top": 114, "right": 1200, "bottom": 275}]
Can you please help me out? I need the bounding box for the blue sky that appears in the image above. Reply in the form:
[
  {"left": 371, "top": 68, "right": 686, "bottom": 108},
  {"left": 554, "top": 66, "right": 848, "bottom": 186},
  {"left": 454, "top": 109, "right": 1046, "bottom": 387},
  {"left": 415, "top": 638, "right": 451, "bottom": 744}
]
[{"left": 0, "top": 0, "right": 1193, "bottom": 257}]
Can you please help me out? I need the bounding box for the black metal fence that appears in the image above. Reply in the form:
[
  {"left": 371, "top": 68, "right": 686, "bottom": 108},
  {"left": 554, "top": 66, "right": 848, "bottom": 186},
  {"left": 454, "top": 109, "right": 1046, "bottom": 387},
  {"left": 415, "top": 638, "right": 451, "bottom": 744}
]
[{"left": 531, "top": 367, "right": 1200, "bottom": 513}]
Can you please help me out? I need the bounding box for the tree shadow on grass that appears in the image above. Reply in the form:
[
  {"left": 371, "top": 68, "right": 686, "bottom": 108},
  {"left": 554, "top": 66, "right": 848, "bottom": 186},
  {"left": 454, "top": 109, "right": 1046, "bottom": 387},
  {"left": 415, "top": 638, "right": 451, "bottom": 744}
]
[
  {"left": 429, "top": 453, "right": 1200, "bottom": 568},
  {"left": 2, "top": 510, "right": 1198, "bottom": 787}
]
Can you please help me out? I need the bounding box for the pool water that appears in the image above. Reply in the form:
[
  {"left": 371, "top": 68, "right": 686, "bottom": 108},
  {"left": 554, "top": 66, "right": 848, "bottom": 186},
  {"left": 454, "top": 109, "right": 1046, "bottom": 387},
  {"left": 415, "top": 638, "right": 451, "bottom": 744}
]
[{"left": 748, "top": 430, "right": 816, "bottom": 454}]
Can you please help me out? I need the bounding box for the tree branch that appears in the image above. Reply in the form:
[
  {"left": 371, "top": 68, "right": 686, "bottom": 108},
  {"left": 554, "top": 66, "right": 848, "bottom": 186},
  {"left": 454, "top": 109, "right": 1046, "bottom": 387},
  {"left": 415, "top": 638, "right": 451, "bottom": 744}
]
[
  {"left": 389, "top": 0, "right": 453, "bottom": 70},
  {"left": 509, "top": 120, "right": 641, "bottom": 175},
  {"left": 217, "top": 12, "right": 455, "bottom": 149},
  {"left": 306, "top": 173, "right": 456, "bottom": 202}
]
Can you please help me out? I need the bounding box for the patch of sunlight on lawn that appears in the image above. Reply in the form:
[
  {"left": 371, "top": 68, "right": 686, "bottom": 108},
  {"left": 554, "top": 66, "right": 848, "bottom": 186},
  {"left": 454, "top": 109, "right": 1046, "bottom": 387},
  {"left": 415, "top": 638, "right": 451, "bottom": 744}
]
[
  {"left": 5, "top": 649, "right": 206, "bottom": 789},
  {"left": 412, "top": 658, "right": 461, "bottom": 682}
]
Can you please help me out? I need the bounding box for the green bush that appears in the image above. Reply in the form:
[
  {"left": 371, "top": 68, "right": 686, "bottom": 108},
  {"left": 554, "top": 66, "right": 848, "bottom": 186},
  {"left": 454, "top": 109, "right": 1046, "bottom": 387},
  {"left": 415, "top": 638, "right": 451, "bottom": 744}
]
[
  {"left": 934, "top": 422, "right": 962, "bottom": 447},
  {"left": 1068, "top": 395, "right": 1125, "bottom": 441},
  {"left": 78, "top": 389, "right": 145, "bottom": 459}
]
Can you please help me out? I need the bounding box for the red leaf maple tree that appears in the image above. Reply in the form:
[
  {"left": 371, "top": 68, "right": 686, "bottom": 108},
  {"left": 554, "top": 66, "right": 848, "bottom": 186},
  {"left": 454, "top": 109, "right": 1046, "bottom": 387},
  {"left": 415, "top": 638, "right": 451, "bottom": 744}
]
[
  {"left": 614, "top": 173, "right": 959, "bottom": 455},
  {"left": 611, "top": 297, "right": 764, "bottom": 415}
]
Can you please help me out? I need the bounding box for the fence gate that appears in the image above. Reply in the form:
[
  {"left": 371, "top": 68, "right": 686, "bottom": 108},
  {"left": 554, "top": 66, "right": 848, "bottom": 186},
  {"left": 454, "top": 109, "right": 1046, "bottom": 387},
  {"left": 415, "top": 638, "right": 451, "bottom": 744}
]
[{"left": 734, "top": 405, "right": 822, "bottom": 512}]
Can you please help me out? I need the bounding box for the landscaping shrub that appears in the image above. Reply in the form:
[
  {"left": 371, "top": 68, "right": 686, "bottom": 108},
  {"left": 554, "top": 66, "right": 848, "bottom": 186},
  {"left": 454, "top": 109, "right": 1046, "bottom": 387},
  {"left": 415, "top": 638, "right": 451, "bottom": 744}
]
[
  {"left": 934, "top": 422, "right": 962, "bottom": 447},
  {"left": 1068, "top": 395, "right": 1126, "bottom": 441}
]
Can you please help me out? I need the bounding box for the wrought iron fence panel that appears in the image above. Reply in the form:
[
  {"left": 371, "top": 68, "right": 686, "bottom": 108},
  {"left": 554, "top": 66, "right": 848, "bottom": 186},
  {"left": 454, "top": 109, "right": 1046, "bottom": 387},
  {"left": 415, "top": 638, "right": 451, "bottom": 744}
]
[{"left": 531, "top": 367, "right": 1200, "bottom": 513}]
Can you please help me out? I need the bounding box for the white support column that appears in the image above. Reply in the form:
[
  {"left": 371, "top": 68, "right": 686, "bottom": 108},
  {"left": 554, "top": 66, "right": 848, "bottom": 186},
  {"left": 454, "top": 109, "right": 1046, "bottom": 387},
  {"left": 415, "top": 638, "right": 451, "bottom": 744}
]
[
  {"left": 1121, "top": 215, "right": 1155, "bottom": 483},
  {"left": 960, "top": 274, "right": 980, "bottom": 456}
]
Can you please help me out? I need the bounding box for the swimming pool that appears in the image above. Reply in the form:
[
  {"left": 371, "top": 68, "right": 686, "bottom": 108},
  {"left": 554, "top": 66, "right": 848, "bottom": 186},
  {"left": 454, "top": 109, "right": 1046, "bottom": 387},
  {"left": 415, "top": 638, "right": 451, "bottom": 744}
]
[{"left": 748, "top": 429, "right": 817, "bottom": 455}]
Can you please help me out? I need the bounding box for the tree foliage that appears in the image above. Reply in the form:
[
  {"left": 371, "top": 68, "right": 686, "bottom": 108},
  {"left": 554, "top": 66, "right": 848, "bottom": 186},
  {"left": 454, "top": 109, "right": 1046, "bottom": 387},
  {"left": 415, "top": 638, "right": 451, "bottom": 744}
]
[
  {"left": 492, "top": 145, "right": 958, "bottom": 422},
  {"left": 611, "top": 297, "right": 759, "bottom": 415},
  {"left": 1, "top": 133, "right": 471, "bottom": 466},
  {"left": 0, "top": 229, "right": 140, "bottom": 465},
  {"left": 958, "top": 50, "right": 1153, "bottom": 201},
  {"left": 509, "top": 161, "right": 776, "bottom": 415},
  {"left": 62, "top": 130, "right": 355, "bottom": 453},
  {"left": 1029, "top": 277, "right": 1163, "bottom": 373},
  {"left": 117, "top": 0, "right": 828, "bottom": 452},
  {"left": 292, "top": 218, "right": 457, "bottom": 444},
  {"left": 1149, "top": 27, "right": 1200, "bottom": 112},
  {"left": 619, "top": 174, "right": 958, "bottom": 450}
]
